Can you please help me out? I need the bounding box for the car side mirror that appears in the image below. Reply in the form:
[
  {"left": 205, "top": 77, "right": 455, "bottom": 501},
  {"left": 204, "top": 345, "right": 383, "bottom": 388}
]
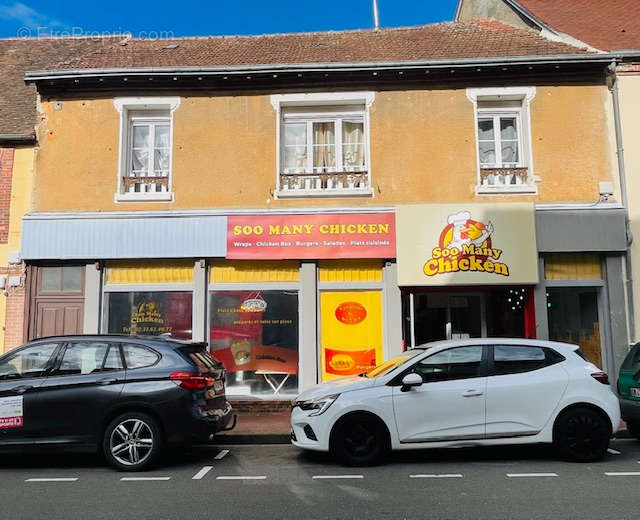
[{"left": 400, "top": 373, "right": 423, "bottom": 392}]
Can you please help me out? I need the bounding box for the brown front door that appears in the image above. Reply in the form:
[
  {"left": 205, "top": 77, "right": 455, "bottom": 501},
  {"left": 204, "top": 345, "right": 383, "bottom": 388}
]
[
  {"left": 26, "top": 265, "right": 86, "bottom": 340},
  {"left": 35, "top": 301, "right": 84, "bottom": 337}
]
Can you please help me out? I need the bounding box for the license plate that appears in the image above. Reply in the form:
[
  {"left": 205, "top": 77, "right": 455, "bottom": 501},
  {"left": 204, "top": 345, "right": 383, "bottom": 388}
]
[{"left": 631, "top": 387, "right": 640, "bottom": 398}]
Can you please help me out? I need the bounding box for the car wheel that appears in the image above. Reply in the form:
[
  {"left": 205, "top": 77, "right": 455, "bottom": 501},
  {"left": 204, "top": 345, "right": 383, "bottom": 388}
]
[
  {"left": 103, "top": 412, "right": 162, "bottom": 471},
  {"left": 626, "top": 421, "right": 640, "bottom": 440},
  {"left": 554, "top": 407, "right": 610, "bottom": 462},
  {"left": 331, "top": 414, "right": 388, "bottom": 467}
]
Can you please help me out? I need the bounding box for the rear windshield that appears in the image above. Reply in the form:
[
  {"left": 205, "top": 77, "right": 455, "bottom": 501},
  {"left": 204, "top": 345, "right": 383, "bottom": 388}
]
[
  {"left": 621, "top": 343, "right": 640, "bottom": 371},
  {"left": 178, "top": 346, "right": 224, "bottom": 375}
]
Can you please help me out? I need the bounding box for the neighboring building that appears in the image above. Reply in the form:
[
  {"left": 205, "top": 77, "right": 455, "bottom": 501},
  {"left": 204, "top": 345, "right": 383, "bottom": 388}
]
[
  {"left": 0, "top": 37, "right": 113, "bottom": 353},
  {"left": 456, "top": 0, "right": 640, "bottom": 356},
  {"left": 18, "top": 22, "right": 629, "bottom": 402}
]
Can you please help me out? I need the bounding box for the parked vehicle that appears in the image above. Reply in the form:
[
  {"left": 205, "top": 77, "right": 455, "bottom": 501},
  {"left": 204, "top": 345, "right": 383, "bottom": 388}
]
[
  {"left": 618, "top": 342, "right": 640, "bottom": 439},
  {"left": 291, "top": 339, "right": 620, "bottom": 466},
  {"left": 0, "top": 335, "right": 234, "bottom": 471}
]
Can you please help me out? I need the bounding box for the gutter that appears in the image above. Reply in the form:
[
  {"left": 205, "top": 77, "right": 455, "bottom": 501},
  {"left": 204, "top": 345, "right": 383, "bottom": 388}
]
[
  {"left": 608, "top": 60, "right": 636, "bottom": 345},
  {"left": 24, "top": 53, "right": 619, "bottom": 82},
  {"left": 0, "top": 133, "right": 36, "bottom": 144}
]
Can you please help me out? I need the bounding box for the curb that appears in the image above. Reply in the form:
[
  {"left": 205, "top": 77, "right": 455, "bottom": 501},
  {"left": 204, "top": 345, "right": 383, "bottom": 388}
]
[{"left": 213, "top": 434, "right": 291, "bottom": 445}]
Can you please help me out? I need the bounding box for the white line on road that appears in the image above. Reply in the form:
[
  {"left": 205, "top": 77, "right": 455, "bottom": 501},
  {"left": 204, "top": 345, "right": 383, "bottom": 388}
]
[
  {"left": 409, "top": 474, "right": 463, "bottom": 479},
  {"left": 604, "top": 472, "right": 640, "bottom": 476},
  {"left": 214, "top": 449, "right": 229, "bottom": 460},
  {"left": 506, "top": 473, "right": 558, "bottom": 478},
  {"left": 312, "top": 475, "right": 364, "bottom": 480},
  {"left": 216, "top": 476, "right": 267, "bottom": 480},
  {"left": 607, "top": 448, "right": 621, "bottom": 455},
  {"left": 120, "top": 477, "right": 171, "bottom": 481},
  {"left": 25, "top": 478, "right": 78, "bottom": 482},
  {"left": 192, "top": 466, "right": 213, "bottom": 480}
]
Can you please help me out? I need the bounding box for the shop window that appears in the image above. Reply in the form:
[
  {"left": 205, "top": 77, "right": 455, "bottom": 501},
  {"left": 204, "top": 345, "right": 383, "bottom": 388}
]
[
  {"left": 105, "top": 291, "right": 193, "bottom": 340},
  {"left": 114, "top": 97, "right": 180, "bottom": 202},
  {"left": 271, "top": 92, "right": 374, "bottom": 197},
  {"left": 209, "top": 290, "right": 299, "bottom": 397},
  {"left": 544, "top": 254, "right": 602, "bottom": 280},
  {"left": 547, "top": 287, "right": 602, "bottom": 368},
  {"left": 467, "top": 87, "right": 536, "bottom": 194}
]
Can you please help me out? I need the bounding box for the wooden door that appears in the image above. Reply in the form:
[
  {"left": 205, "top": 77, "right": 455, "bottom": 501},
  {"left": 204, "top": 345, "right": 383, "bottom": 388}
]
[{"left": 35, "top": 301, "right": 84, "bottom": 337}]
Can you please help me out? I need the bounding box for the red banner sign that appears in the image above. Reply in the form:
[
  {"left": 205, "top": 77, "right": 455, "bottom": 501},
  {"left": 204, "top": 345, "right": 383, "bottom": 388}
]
[{"left": 227, "top": 213, "right": 396, "bottom": 259}]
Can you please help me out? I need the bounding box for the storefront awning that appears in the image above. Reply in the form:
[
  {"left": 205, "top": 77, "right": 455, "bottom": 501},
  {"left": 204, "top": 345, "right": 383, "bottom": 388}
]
[{"left": 21, "top": 212, "right": 227, "bottom": 260}]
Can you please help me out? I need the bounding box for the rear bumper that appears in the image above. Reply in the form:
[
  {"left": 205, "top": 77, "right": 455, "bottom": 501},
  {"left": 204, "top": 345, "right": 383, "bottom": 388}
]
[
  {"left": 165, "top": 400, "right": 234, "bottom": 446},
  {"left": 619, "top": 397, "right": 640, "bottom": 424}
]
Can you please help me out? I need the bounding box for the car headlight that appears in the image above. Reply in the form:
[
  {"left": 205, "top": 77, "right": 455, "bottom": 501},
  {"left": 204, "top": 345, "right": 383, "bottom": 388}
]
[{"left": 295, "top": 394, "right": 339, "bottom": 416}]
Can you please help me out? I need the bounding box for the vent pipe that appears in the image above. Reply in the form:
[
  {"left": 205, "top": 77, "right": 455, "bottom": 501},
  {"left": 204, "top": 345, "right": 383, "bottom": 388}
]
[{"left": 373, "top": 0, "right": 380, "bottom": 30}]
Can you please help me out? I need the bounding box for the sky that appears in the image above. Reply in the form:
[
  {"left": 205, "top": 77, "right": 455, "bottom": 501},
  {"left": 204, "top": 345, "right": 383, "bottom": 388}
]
[{"left": 0, "top": 0, "right": 459, "bottom": 39}]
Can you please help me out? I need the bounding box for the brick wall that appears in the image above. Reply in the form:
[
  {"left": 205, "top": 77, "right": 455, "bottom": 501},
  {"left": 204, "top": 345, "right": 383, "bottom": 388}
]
[
  {"left": 0, "top": 148, "right": 14, "bottom": 243},
  {"left": 2, "top": 264, "right": 26, "bottom": 353},
  {"left": 229, "top": 400, "right": 292, "bottom": 414}
]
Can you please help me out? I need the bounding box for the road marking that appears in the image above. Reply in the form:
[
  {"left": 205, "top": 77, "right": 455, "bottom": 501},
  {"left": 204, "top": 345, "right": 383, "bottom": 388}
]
[
  {"left": 25, "top": 478, "right": 78, "bottom": 482},
  {"left": 607, "top": 448, "right": 621, "bottom": 455},
  {"left": 312, "top": 475, "right": 364, "bottom": 480},
  {"left": 506, "top": 473, "right": 558, "bottom": 478},
  {"left": 214, "top": 449, "right": 229, "bottom": 460},
  {"left": 192, "top": 466, "right": 213, "bottom": 480},
  {"left": 216, "top": 476, "right": 267, "bottom": 480},
  {"left": 120, "top": 477, "right": 171, "bottom": 481},
  {"left": 409, "top": 474, "right": 463, "bottom": 479},
  {"left": 604, "top": 472, "right": 640, "bottom": 476}
]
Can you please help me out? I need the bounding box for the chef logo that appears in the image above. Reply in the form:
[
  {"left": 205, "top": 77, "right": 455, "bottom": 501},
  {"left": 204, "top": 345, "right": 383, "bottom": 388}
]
[{"left": 424, "top": 211, "right": 509, "bottom": 277}]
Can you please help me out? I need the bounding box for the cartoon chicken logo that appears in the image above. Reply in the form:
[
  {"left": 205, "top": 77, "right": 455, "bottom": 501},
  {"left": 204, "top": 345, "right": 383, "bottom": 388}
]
[
  {"left": 424, "top": 210, "right": 509, "bottom": 278},
  {"left": 440, "top": 211, "right": 494, "bottom": 251}
]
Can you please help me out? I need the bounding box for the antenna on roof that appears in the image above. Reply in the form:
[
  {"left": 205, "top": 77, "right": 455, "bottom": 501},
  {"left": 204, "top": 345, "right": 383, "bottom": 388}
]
[{"left": 372, "top": 0, "right": 380, "bottom": 30}]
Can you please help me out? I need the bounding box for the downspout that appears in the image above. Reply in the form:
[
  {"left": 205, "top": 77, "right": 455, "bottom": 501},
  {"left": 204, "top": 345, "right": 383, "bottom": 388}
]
[{"left": 608, "top": 60, "right": 636, "bottom": 344}]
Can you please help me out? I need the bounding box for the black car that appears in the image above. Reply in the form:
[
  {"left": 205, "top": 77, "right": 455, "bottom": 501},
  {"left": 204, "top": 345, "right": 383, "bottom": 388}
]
[{"left": 0, "top": 335, "right": 235, "bottom": 470}]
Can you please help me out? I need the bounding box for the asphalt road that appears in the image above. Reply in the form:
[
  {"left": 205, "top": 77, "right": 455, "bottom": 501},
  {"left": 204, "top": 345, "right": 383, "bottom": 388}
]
[{"left": 1, "top": 438, "right": 639, "bottom": 520}]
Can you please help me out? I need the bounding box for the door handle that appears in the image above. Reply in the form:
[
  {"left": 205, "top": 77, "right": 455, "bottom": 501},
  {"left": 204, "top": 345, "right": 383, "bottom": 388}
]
[
  {"left": 11, "top": 385, "right": 33, "bottom": 394},
  {"left": 97, "top": 378, "right": 118, "bottom": 386},
  {"left": 462, "top": 389, "right": 483, "bottom": 397}
]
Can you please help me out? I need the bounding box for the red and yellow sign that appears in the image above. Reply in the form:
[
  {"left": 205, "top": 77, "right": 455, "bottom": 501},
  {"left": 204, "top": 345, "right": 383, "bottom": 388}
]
[
  {"left": 320, "top": 291, "right": 383, "bottom": 381},
  {"left": 227, "top": 213, "right": 395, "bottom": 260},
  {"left": 396, "top": 203, "right": 538, "bottom": 286},
  {"left": 424, "top": 211, "right": 509, "bottom": 278}
]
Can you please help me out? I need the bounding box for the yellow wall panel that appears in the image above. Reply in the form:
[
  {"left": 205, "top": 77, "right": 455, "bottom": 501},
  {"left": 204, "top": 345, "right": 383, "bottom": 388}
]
[
  {"left": 105, "top": 260, "right": 194, "bottom": 284},
  {"left": 210, "top": 261, "right": 299, "bottom": 283},
  {"left": 544, "top": 254, "right": 602, "bottom": 280},
  {"left": 318, "top": 260, "right": 383, "bottom": 282}
]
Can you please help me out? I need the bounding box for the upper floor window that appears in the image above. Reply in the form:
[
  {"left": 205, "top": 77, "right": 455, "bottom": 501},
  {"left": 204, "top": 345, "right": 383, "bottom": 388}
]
[
  {"left": 467, "top": 87, "right": 537, "bottom": 194},
  {"left": 271, "top": 92, "right": 374, "bottom": 198},
  {"left": 114, "top": 97, "right": 180, "bottom": 202}
]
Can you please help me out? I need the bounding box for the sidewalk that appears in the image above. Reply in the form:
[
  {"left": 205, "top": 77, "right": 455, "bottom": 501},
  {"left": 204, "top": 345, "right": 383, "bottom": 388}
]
[{"left": 214, "top": 409, "right": 291, "bottom": 444}]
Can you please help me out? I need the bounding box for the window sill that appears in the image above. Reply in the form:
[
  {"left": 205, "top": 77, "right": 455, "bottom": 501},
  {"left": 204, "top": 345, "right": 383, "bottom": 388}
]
[
  {"left": 276, "top": 187, "right": 374, "bottom": 199},
  {"left": 475, "top": 185, "right": 538, "bottom": 195},
  {"left": 115, "top": 192, "right": 174, "bottom": 202}
]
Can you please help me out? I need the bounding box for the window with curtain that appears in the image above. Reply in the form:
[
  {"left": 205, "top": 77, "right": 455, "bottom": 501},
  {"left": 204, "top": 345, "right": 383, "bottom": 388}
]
[
  {"left": 282, "top": 112, "right": 366, "bottom": 174},
  {"left": 477, "top": 114, "right": 520, "bottom": 168},
  {"left": 124, "top": 111, "right": 172, "bottom": 195}
]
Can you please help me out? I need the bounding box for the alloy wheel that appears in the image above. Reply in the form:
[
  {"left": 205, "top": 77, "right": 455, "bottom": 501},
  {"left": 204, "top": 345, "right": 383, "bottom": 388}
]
[
  {"left": 343, "top": 422, "right": 377, "bottom": 457},
  {"left": 565, "top": 414, "right": 605, "bottom": 458},
  {"left": 109, "top": 419, "right": 155, "bottom": 467}
]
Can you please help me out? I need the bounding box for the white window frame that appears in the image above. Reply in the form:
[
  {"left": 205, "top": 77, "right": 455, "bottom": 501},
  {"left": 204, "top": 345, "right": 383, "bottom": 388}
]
[
  {"left": 114, "top": 97, "right": 180, "bottom": 202},
  {"left": 270, "top": 92, "right": 375, "bottom": 198},
  {"left": 467, "top": 87, "right": 537, "bottom": 195},
  {"left": 476, "top": 110, "right": 523, "bottom": 168}
]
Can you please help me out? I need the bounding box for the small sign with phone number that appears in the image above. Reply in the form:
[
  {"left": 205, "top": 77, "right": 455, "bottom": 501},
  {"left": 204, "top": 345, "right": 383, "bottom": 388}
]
[{"left": 0, "top": 396, "right": 23, "bottom": 429}]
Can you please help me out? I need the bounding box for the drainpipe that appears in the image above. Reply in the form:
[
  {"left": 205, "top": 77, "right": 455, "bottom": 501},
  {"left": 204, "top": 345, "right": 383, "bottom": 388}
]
[{"left": 608, "top": 60, "right": 636, "bottom": 344}]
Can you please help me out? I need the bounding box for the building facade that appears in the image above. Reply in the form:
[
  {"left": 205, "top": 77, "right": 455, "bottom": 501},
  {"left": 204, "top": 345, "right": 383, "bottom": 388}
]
[{"left": 15, "top": 23, "right": 630, "bottom": 400}]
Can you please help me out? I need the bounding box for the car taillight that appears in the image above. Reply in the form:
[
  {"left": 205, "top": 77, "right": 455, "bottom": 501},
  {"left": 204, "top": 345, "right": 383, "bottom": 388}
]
[
  {"left": 591, "top": 371, "right": 610, "bottom": 385},
  {"left": 170, "top": 372, "right": 215, "bottom": 390}
]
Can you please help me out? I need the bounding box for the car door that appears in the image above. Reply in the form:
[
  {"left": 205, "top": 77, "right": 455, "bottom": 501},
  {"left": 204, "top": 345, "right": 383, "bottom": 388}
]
[
  {"left": 392, "top": 345, "right": 487, "bottom": 443},
  {"left": 33, "top": 341, "right": 126, "bottom": 444},
  {"left": 0, "top": 342, "right": 60, "bottom": 444},
  {"left": 485, "top": 345, "right": 569, "bottom": 437}
]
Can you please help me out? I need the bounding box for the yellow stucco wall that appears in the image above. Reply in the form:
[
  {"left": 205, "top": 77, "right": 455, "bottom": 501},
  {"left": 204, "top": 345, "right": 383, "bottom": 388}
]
[
  {"left": 619, "top": 74, "right": 640, "bottom": 343},
  {"left": 33, "top": 86, "right": 614, "bottom": 212},
  {"left": 0, "top": 146, "right": 34, "bottom": 352}
]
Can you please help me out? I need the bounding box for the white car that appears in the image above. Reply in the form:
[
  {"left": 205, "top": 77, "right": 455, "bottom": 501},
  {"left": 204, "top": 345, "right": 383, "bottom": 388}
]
[{"left": 291, "top": 339, "right": 620, "bottom": 466}]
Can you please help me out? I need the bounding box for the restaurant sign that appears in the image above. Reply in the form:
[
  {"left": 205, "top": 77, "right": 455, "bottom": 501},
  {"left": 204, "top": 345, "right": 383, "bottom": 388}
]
[
  {"left": 396, "top": 203, "right": 538, "bottom": 286},
  {"left": 227, "top": 213, "right": 395, "bottom": 259}
]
